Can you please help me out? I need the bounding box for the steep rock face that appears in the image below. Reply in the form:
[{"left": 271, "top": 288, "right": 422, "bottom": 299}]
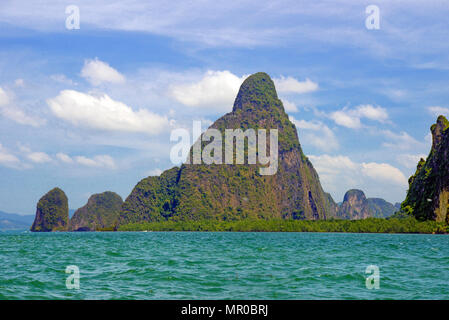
[
  {"left": 401, "top": 115, "right": 449, "bottom": 222},
  {"left": 338, "top": 189, "right": 371, "bottom": 220},
  {"left": 69, "top": 192, "right": 123, "bottom": 231},
  {"left": 120, "top": 72, "right": 337, "bottom": 224},
  {"left": 30, "top": 188, "right": 69, "bottom": 232},
  {"left": 366, "top": 198, "right": 397, "bottom": 218}
]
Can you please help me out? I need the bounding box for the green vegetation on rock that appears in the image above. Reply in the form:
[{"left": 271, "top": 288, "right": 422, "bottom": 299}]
[
  {"left": 30, "top": 188, "right": 68, "bottom": 232},
  {"left": 70, "top": 191, "right": 123, "bottom": 231},
  {"left": 401, "top": 115, "right": 449, "bottom": 222},
  {"left": 119, "top": 72, "right": 337, "bottom": 225}
]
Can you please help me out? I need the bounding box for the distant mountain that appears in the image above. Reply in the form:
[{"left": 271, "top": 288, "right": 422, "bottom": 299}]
[
  {"left": 367, "top": 198, "right": 397, "bottom": 218},
  {"left": 338, "top": 189, "right": 371, "bottom": 219},
  {"left": 337, "top": 190, "right": 397, "bottom": 219},
  {"left": 0, "top": 211, "right": 34, "bottom": 231},
  {"left": 402, "top": 115, "right": 449, "bottom": 222}
]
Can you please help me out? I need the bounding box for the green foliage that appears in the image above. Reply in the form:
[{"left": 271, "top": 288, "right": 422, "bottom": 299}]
[
  {"left": 118, "top": 217, "right": 447, "bottom": 234},
  {"left": 31, "top": 187, "right": 69, "bottom": 232},
  {"left": 402, "top": 115, "right": 449, "bottom": 221},
  {"left": 70, "top": 191, "right": 123, "bottom": 231},
  {"left": 119, "top": 72, "right": 336, "bottom": 225}
]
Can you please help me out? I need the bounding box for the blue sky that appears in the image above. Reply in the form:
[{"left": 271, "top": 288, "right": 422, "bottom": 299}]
[{"left": 0, "top": 0, "right": 448, "bottom": 214}]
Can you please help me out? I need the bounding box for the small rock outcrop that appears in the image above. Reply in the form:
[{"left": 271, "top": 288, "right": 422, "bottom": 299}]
[
  {"left": 70, "top": 192, "right": 123, "bottom": 231},
  {"left": 338, "top": 189, "right": 371, "bottom": 220},
  {"left": 30, "top": 188, "right": 69, "bottom": 232},
  {"left": 401, "top": 115, "right": 449, "bottom": 222}
]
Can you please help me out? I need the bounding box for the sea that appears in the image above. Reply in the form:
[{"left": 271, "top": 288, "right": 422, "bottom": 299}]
[{"left": 1, "top": 231, "right": 448, "bottom": 299}]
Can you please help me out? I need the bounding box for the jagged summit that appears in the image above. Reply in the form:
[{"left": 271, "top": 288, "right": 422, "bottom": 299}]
[
  {"left": 431, "top": 115, "right": 449, "bottom": 149},
  {"left": 119, "top": 72, "right": 338, "bottom": 224},
  {"left": 402, "top": 115, "right": 449, "bottom": 222},
  {"left": 233, "top": 72, "right": 280, "bottom": 112}
]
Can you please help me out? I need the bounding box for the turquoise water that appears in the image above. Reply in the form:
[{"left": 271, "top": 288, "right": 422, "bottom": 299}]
[{"left": 1, "top": 231, "right": 449, "bottom": 299}]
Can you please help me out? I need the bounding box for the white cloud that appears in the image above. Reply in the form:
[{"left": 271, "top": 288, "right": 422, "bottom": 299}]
[
  {"left": 81, "top": 58, "right": 125, "bottom": 86},
  {"left": 0, "top": 87, "right": 44, "bottom": 127},
  {"left": 56, "top": 152, "right": 74, "bottom": 164},
  {"left": 48, "top": 90, "right": 169, "bottom": 135},
  {"left": 360, "top": 162, "right": 408, "bottom": 186},
  {"left": 290, "top": 117, "right": 339, "bottom": 151},
  {"left": 0, "top": 88, "right": 10, "bottom": 106},
  {"left": 428, "top": 106, "right": 449, "bottom": 117},
  {"left": 14, "top": 79, "right": 24, "bottom": 87},
  {"left": 329, "top": 104, "right": 389, "bottom": 129},
  {"left": 308, "top": 154, "right": 408, "bottom": 203},
  {"left": 26, "top": 152, "right": 52, "bottom": 163},
  {"left": 381, "top": 130, "right": 421, "bottom": 150},
  {"left": 170, "top": 70, "right": 246, "bottom": 111},
  {"left": 50, "top": 74, "right": 77, "bottom": 86},
  {"left": 396, "top": 153, "right": 427, "bottom": 169},
  {"left": 0, "top": 143, "right": 21, "bottom": 168},
  {"left": 56, "top": 152, "right": 116, "bottom": 169},
  {"left": 274, "top": 77, "right": 318, "bottom": 94},
  {"left": 75, "top": 155, "right": 116, "bottom": 169},
  {"left": 147, "top": 168, "right": 163, "bottom": 176},
  {"left": 281, "top": 99, "right": 298, "bottom": 112}
]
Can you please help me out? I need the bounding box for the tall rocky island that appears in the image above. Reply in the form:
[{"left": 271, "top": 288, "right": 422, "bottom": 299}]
[
  {"left": 402, "top": 115, "right": 449, "bottom": 222},
  {"left": 69, "top": 192, "right": 123, "bottom": 231},
  {"left": 338, "top": 189, "right": 397, "bottom": 219},
  {"left": 119, "top": 72, "right": 338, "bottom": 225},
  {"left": 30, "top": 187, "right": 69, "bottom": 232}
]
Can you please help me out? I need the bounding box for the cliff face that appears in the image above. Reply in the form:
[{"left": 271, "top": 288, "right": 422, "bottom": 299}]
[
  {"left": 402, "top": 115, "right": 449, "bottom": 222},
  {"left": 120, "top": 72, "right": 337, "bottom": 224},
  {"left": 69, "top": 192, "right": 123, "bottom": 231},
  {"left": 30, "top": 188, "right": 69, "bottom": 232},
  {"left": 338, "top": 189, "right": 371, "bottom": 220}
]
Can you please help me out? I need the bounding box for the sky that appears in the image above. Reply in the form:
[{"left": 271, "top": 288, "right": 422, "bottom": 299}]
[{"left": 0, "top": 0, "right": 448, "bottom": 214}]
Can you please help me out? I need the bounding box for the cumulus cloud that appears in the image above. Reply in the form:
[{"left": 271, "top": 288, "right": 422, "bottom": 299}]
[
  {"left": 56, "top": 152, "right": 116, "bottom": 169},
  {"left": 27, "top": 152, "right": 52, "bottom": 163},
  {"left": 56, "top": 152, "right": 74, "bottom": 164},
  {"left": 396, "top": 153, "right": 427, "bottom": 169},
  {"left": 0, "top": 87, "right": 44, "bottom": 127},
  {"left": 290, "top": 117, "right": 339, "bottom": 151},
  {"left": 308, "top": 154, "right": 408, "bottom": 202},
  {"left": 47, "top": 90, "right": 169, "bottom": 135},
  {"left": 0, "top": 143, "right": 21, "bottom": 168},
  {"left": 75, "top": 155, "right": 116, "bottom": 169},
  {"left": 381, "top": 130, "right": 422, "bottom": 150},
  {"left": 281, "top": 99, "right": 298, "bottom": 112},
  {"left": 428, "top": 106, "right": 449, "bottom": 117},
  {"left": 274, "top": 77, "right": 318, "bottom": 94},
  {"left": 170, "top": 70, "right": 246, "bottom": 111},
  {"left": 360, "top": 162, "right": 408, "bottom": 186},
  {"left": 81, "top": 58, "right": 125, "bottom": 86},
  {"left": 329, "top": 104, "right": 389, "bottom": 129},
  {"left": 0, "top": 87, "right": 10, "bottom": 106},
  {"left": 17, "top": 144, "right": 52, "bottom": 164},
  {"left": 50, "top": 74, "right": 77, "bottom": 86}
]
